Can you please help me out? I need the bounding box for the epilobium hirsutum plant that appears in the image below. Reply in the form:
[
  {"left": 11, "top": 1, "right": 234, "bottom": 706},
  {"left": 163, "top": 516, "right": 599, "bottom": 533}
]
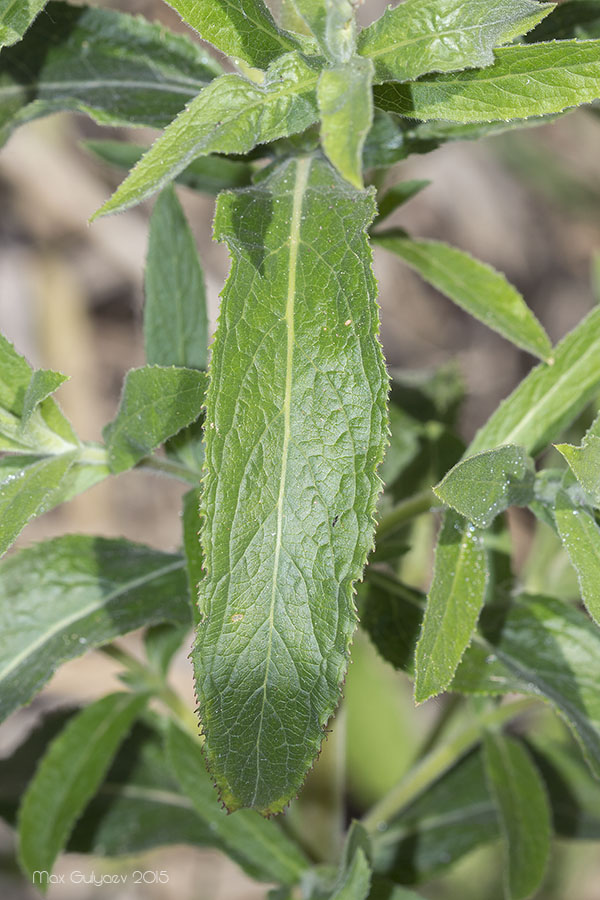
[{"left": 3, "top": 0, "right": 600, "bottom": 896}]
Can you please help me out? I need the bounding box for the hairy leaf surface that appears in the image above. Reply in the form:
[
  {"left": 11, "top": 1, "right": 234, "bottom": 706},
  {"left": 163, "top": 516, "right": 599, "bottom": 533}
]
[
  {"left": 317, "top": 56, "right": 373, "bottom": 188},
  {"left": 18, "top": 693, "right": 146, "bottom": 881},
  {"left": 374, "top": 41, "right": 600, "bottom": 123},
  {"left": 0, "top": 2, "right": 220, "bottom": 142},
  {"left": 556, "top": 412, "right": 600, "bottom": 505},
  {"left": 554, "top": 484, "right": 600, "bottom": 625},
  {"left": 95, "top": 53, "right": 320, "bottom": 217},
  {"left": 194, "top": 155, "right": 388, "bottom": 814},
  {"left": 0, "top": 0, "right": 48, "bottom": 50},
  {"left": 164, "top": 0, "right": 300, "bottom": 68},
  {"left": 291, "top": 0, "right": 356, "bottom": 62},
  {"left": 373, "top": 233, "right": 552, "bottom": 360},
  {"left": 0, "top": 536, "right": 190, "bottom": 723},
  {"left": 358, "top": 0, "right": 554, "bottom": 83}
]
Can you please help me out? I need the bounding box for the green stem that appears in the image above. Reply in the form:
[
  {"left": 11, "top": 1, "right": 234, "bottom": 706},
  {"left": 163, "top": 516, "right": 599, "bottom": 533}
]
[
  {"left": 376, "top": 489, "right": 436, "bottom": 539},
  {"left": 134, "top": 453, "right": 199, "bottom": 484},
  {"left": 415, "top": 693, "right": 462, "bottom": 761},
  {"left": 362, "top": 697, "right": 538, "bottom": 832}
]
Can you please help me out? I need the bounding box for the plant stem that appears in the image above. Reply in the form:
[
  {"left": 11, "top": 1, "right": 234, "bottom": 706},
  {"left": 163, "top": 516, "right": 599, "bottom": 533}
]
[
  {"left": 361, "top": 697, "right": 538, "bottom": 832},
  {"left": 134, "top": 453, "right": 199, "bottom": 484},
  {"left": 415, "top": 693, "right": 462, "bottom": 761},
  {"left": 376, "top": 489, "right": 436, "bottom": 539}
]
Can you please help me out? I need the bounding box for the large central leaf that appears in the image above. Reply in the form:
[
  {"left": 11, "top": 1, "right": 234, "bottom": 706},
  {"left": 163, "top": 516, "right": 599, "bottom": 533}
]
[{"left": 193, "top": 155, "right": 388, "bottom": 815}]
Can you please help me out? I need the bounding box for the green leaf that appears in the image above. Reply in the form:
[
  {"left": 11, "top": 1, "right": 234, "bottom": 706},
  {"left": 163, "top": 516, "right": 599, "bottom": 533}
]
[
  {"left": 291, "top": 0, "right": 357, "bottom": 62},
  {"left": 434, "top": 445, "right": 535, "bottom": 529},
  {"left": 0, "top": 536, "right": 190, "bottom": 723},
  {"left": 0, "top": 2, "right": 221, "bottom": 142},
  {"left": 556, "top": 411, "right": 600, "bottom": 505},
  {"left": 21, "top": 369, "right": 68, "bottom": 423},
  {"left": 94, "top": 53, "right": 320, "bottom": 218},
  {"left": 165, "top": 721, "right": 309, "bottom": 884},
  {"left": 318, "top": 56, "right": 374, "bottom": 188},
  {"left": 414, "top": 510, "right": 488, "bottom": 703},
  {"left": 0, "top": 0, "right": 48, "bottom": 51},
  {"left": 103, "top": 366, "right": 206, "bottom": 474},
  {"left": 144, "top": 624, "right": 188, "bottom": 677},
  {"left": 145, "top": 188, "right": 208, "bottom": 370},
  {"left": 84, "top": 140, "right": 254, "bottom": 194},
  {"left": 553, "top": 483, "right": 600, "bottom": 625},
  {"left": 329, "top": 822, "right": 372, "bottom": 899},
  {"left": 468, "top": 306, "right": 600, "bottom": 456},
  {"left": 483, "top": 732, "right": 551, "bottom": 900},
  {"left": 0, "top": 451, "right": 77, "bottom": 557},
  {"left": 374, "top": 41, "right": 600, "bottom": 124},
  {"left": 194, "top": 155, "right": 388, "bottom": 814},
  {"left": 368, "top": 883, "right": 427, "bottom": 900},
  {"left": 182, "top": 487, "right": 203, "bottom": 626},
  {"left": 372, "top": 181, "right": 430, "bottom": 227},
  {"left": 358, "top": 0, "right": 554, "bottom": 83},
  {"left": 453, "top": 593, "right": 600, "bottom": 778},
  {"left": 372, "top": 234, "right": 552, "bottom": 361},
  {"left": 163, "top": 0, "right": 300, "bottom": 69},
  {"left": 165, "top": 418, "right": 205, "bottom": 476},
  {"left": 526, "top": 0, "right": 600, "bottom": 41},
  {"left": 18, "top": 692, "right": 146, "bottom": 882}
]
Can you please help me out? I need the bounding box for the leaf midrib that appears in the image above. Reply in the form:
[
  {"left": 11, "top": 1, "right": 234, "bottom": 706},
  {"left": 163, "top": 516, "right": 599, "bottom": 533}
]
[{"left": 250, "top": 156, "right": 311, "bottom": 807}]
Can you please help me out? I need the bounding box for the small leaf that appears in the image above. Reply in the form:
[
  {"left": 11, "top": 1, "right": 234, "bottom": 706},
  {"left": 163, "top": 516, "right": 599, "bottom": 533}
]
[
  {"left": 291, "top": 0, "right": 357, "bottom": 62},
  {"left": 374, "top": 41, "right": 600, "bottom": 124},
  {"left": 0, "top": 0, "right": 48, "bottom": 50},
  {"left": 164, "top": 0, "right": 300, "bottom": 69},
  {"left": 483, "top": 732, "right": 551, "bottom": 900},
  {"left": 145, "top": 187, "right": 208, "bottom": 370},
  {"left": 194, "top": 155, "right": 388, "bottom": 814},
  {"left": 318, "top": 57, "right": 374, "bottom": 188},
  {"left": 0, "top": 2, "right": 221, "bottom": 142},
  {"left": 18, "top": 692, "right": 147, "bottom": 883},
  {"left": 103, "top": 366, "right": 207, "bottom": 474},
  {"left": 556, "top": 412, "right": 600, "bottom": 505},
  {"left": 84, "top": 140, "right": 254, "bottom": 194},
  {"left": 373, "top": 234, "right": 552, "bottom": 361},
  {"left": 0, "top": 451, "right": 77, "bottom": 558},
  {"left": 373, "top": 181, "right": 430, "bottom": 227},
  {"left": 94, "top": 53, "right": 320, "bottom": 218},
  {"left": 358, "top": 0, "right": 554, "bottom": 83},
  {"left": 468, "top": 306, "right": 600, "bottom": 456},
  {"left": 434, "top": 445, "right": 535, "bottom": 529},
  {"left": 165, "top": 721, "right": 309, "bottom": 885},
  {"left": 21, "top": 369, "right": 68, "bottom": 423},
  {"left": 414, "top": 511, "right": 488, "bottom": 703},
  {"left": 554, "top": 483, "right": 600, "bottom": 625},
  {"left": 0, "top": 536, "right": 191, "bottom": 723}
]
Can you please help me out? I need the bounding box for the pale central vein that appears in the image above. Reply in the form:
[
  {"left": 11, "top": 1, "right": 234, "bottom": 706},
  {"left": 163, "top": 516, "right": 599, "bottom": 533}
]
[{"left": 251, "top": 156, "right": 311, "bottom": 804}]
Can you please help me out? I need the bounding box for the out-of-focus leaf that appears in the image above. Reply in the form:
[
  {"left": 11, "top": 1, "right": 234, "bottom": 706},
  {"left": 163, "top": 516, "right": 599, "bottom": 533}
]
[
  {"left": 165, "top": 721, "right": 309, "bottom": 885},
  {"left": 0, "top": 2, "right": 221, "bottom": 142},
  {"left": 290, "top": 0, "right": 357, "bottom": 62},
  {"left": 0, "top": 536, "right": 190, "bottom": 723},
  {"left": 318, "top": 56, "right": 373, "bottom": 188},
  {"left": 94, "top": 53, "right": 320, "bottom": 218},
  {"left": 18, "top": 693, "right": 146, "bottom": 882},
  {"left": 373, "top": 233, "right": 552, "bottom": 360},
  {"left": 414, "top": 510, "right": 488, "bottom": 703},
  {"left": 164, "top": 0, "right": 300, "bottom": 69},
  {"left": 182, "top": 487, "right": 202, "bottom": 626},
  {"left": 483, "top": 732, "right": 551, "bottom": 900},
  {"left": 526, "top": 0, "right": 600, "bottom": 41},
  {"left": 373, "top": 181, "right": 430, "bottom": 227},
  {"left": 358, "top": 0, "right": 554, "bottom": 83},
  {"left": 434, "top": 445, "right": 535, "bottom": 529},
  {"left": 143, "top": 624, "right": 188, "bottom": 676},
  {"left": 145, "top": 187, "right": 208, "bottom": 370},
  {"left": 379, "top": 405, "right": 421, "bottom": 489},
  {"left": 374, "top": 42, "right": 600, "bottom": 124},
  {"left": 556, "top": 412, "right": 600, "bottom": 505},
  {"left": 361, "top": 575, "right": 423, "bottom": 675},
  {"left": 103, "top": 366, "right": 206, "bottom": 474},
  {"left": 84, "top": 140, "right": 254, "bottom": 194}
]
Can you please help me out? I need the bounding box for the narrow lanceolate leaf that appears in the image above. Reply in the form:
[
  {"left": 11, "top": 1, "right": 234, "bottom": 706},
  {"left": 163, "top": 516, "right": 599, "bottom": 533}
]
[
  {"left": 372, "top": 234, "right": 552, "bottom": 361},
  {"left": 0, "top": 3, "right": 221, "bottom": 142},
  {"left": 372, "top": 181, "right": 430, "bottom": 227},
  {"left": 434, "top": 445, "right": 535, "bottom": 529},
  {"left": 94, "top": 53, "right": 320, "bottom": 218},
  {"left": 18, "top": 693, "right": 146, "bottom": 883},
  {"left": 556, "top": 412, "right": 600, "bottom": 505},
  {"left": 374, "top": 41, "right": 600, "bottom": 124},
  {"left": 164, "top": 0, "right": 299, "bottom": 69},
  {"left": 0, "top": 451, "right": 77, "bottom": 558},
  {"left": 0, "top": 0, "right": 48, "bottom": 50},
  {"left": 103, "top": 366, "right": 206, "bottom": 474},
  {"left": 194, "top": 155, "right": 388, "bottom": 814},
  {"left": 414, "top": 510, "right": 488, "bottom": 703},
  {"left": 84, "top": 140, "right": 254, "bottom": 195},
  {"left": 554, "top": 485, "right": 600, "bottom": 625},
  {"left": 291, "top": 0, "right": 357, "bottom": 62},
  {"left": 317, "top": 57, "right": 374, "bottom": 188},
  {"left": 453, "top": 594, "right": 600, "bottom": 778},
  {"left": 358, "top": 0, "right": 554, "bottom": 83},
  {"left": 469, "top": 306, "right": 600, "bottom": 456},
  {"left": 166, "top": 722, "right": 309, "bottom": 885},
  {"left": 0, "top": 536, "right": 190, "bottom": 723},
  {"left": 483, "top": 732, "right": 551, "bottom": 900},
  {"left": 145, "top": 188, "right": 208, "bottom": 370}
]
